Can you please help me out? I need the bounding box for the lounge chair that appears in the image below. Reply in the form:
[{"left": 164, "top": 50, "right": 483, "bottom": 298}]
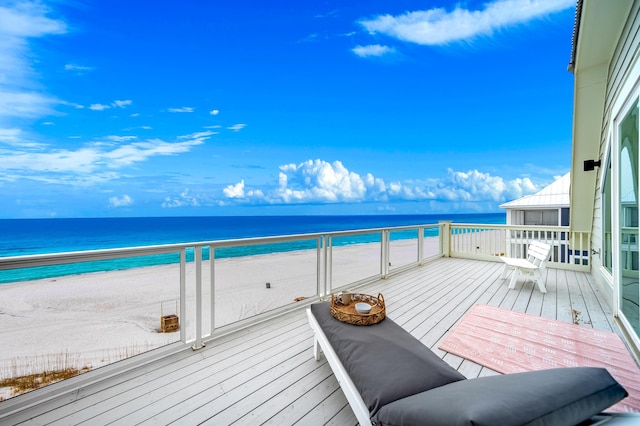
[
  {"left": 307, "top": 302, "right": 628, "bottom": 426},
  {"left": 500, "top": 240, "right": 552, "bottom": 293}
]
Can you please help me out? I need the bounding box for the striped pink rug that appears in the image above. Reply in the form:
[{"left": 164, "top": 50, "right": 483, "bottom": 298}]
[{"left": 439, "top": 304, "right": 640, "bottom": 413}]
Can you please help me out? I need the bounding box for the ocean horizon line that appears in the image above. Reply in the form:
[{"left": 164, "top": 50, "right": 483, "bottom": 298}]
[{"left": 0, "top": 212, "right": 505, "bottom": 221}]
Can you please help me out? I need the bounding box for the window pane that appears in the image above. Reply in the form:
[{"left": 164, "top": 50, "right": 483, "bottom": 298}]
[
  {"left": 542, "top": 210, "right": 558, "bottom": 226},
  {"left": 603, "top": 155, "right": 613, "bottom": 272},
  {"left": 524, "top": 210, "right": 541, "bottom": 225},
  {"left": 619, "top": 100, "right": 639, "bottom": 336}
]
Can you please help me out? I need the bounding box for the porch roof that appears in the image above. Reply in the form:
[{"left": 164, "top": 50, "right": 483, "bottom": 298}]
[{"left": 499, "top": 172, "right": 570, "bottom": 209}]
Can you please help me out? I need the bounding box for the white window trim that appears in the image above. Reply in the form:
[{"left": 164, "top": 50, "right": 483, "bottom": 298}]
[
  {"left": 599, "top": 136, "right": 614, "bottom": 291},
  {"left": 609, "top": 53, "right": 640, "bottom": 347}
]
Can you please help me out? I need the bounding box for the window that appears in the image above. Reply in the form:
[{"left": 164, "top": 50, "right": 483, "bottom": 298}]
[
  {"left": 618, "top": 100, "right": 639, "bottom": 336},
  {"left": 603, "top": 154, "right": 613, "bottom": 272},
  {"left": 523, "top": 209, "right": 559, "bottom": 226}
]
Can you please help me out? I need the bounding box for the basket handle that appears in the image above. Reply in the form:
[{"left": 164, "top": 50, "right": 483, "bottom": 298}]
[{"left": 377, "top": 293, "right": 385, "bottom": 306}]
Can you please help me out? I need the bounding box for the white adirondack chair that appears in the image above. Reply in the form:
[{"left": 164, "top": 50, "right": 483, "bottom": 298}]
[{"left": 500, "top": 241, "right": 552, "bottom": 293}]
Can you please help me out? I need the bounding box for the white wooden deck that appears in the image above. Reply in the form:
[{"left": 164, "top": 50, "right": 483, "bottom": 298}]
[{"left": 0, "top": 257, "right": 622, "bottom": 425}]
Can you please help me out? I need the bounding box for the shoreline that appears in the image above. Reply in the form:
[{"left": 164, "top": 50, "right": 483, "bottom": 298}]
[{"left": 0, "top": 234, "right": 440, "bottom": 285}]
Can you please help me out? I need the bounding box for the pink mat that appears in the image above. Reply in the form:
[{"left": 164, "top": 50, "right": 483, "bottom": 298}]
[{"left": 439, "top": 304, "right": 640, "bottom": 413}]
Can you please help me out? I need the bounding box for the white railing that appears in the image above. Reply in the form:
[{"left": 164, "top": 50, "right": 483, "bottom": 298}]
[
  {"left": 0, "top": 222, "right": 590, "bottom": 380},
  {"left": 445, "top": 223, "right": 591, "bottom": 271},
  {"left": 0, "top": 224, "right": 441, "bottom": 351}
]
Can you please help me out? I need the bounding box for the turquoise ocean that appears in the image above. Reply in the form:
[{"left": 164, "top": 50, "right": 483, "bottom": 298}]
[{"left": 0, "top": 214, "right": 505, "bottom": 284}]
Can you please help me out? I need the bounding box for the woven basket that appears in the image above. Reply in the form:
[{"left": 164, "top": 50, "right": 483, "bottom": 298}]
[{"left": 330, "top": 292, "right": 385, "bottom": 326}]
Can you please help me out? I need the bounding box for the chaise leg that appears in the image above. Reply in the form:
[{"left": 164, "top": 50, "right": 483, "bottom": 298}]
[
  {"left": 501, "top": 263, "right": 512, "bottom": 279},
  {"left": 313, "top": 336, "right": 321, "bottom": 361},
  {"left": 534, "top": 272, "right": 547, "bottom": 293},
  {"left": 508, "top": 270, "right": 520, "bottom": 289}
]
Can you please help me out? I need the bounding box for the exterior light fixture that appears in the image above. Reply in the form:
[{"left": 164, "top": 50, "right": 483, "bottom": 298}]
[{"left": 583, "top": 159, "right": 601, "bottom": 171}]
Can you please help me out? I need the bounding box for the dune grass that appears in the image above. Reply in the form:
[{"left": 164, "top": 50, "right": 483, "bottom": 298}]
[
  {"left": 0, "top": 344, "right": 158, "bottom": 400},
  {"left": 0, "top": 350, "right": 90, "bottom": 399},
  {"left": 1, "top": 366, "right": 91, "bottom": 399}
]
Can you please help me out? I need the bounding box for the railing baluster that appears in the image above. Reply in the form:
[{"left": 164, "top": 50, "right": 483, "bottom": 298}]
[
  {"left": 327, "top": 235, "right": 333, "bottom": 295},
  {"left": 210, "top": 244, "right": 215, "bottom": 336},
  {"left": 382, "top": 230, "right": 390, "bottom": 278},
  {"left": 379, "top": 231, "right": 384, "bottom": 276},
  {"left": 418, "top": 227, "right": 424, "bottom": 264},
  {"left": 180, "top": 249, "right": 186, "bottom": 344},
  {"left": 321, "top": 235, "right": 328, "bottom": 297},
  {"left": 316, "top": 236, "right": 322, "bottom": 298},
  {"left": 192, "top": 246, "right": 204, "bottom": 350}
]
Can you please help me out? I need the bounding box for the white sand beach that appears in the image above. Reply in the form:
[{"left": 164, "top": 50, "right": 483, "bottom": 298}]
[{"left": 0, "top": 237, "right": 439, "bottom": 398}]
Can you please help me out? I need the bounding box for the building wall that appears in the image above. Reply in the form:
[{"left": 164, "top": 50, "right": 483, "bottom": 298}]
[{"left": 593, "top": 0, "right": 640, "bottom": 304}]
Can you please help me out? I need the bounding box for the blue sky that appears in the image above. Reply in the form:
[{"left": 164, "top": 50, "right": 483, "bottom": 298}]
[{"left": 1, "top": 0, "right": 576, "bottom": 218}]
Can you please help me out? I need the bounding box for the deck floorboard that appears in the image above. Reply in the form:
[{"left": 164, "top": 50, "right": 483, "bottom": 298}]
[{"left": 0, "top": 257, "right": 625, "bottom": 425}]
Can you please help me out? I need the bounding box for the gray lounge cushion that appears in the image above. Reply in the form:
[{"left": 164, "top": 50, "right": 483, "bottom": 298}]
[
  {"left": 372, "top": 367, "right": 628, "bottom": 426},
  {"left": 310, "top": 302, "right": 465, "bottom": 416}
]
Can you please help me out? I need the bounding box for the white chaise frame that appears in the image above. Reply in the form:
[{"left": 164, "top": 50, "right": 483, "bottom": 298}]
[
  {"left": 306, "top": 308, "right": 372, "bottom": 426},
  {"left": 307, "top": 306, "right": 640, "bottom": 425}
]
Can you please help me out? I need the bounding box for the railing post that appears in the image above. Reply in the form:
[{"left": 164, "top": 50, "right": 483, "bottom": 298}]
[
  {"left": 320, "top": 234, "right": 333, "bottom": 298},
  {"left": 322, "top": 235, "right": 328, "bottom": 298},
  {"left": 210, "top": 244, "right": 215, "bottom": 337},
  {"left": 317, "top": 236, "right": 322, "bottom": 298},
  {"left": 380, "top": 231, "right": 384, "bottom": 277},
  {"left": 192, "top": 246, "right": 205, "bottom": 350},
  {"left": 418, "top": 227, "right": 424, "bottom": 264},
  {"left": 179, "top": 249, "right": 186, "bottom": 344},
  {"left": 381, "top": 230, "right": 390, "bottom": 278},
  {"left": 440, "top": 221, "right": 451, "bottom": 257},
  {"left": 326, "top": 235, "right": 333, "bottom": 296}
]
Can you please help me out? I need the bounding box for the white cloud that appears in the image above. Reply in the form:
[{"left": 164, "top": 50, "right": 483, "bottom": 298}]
[
  {"left": 0, "top": 128, "right": 25, "bottom": 145},
  {"left": 61, "top": 100, "right": 84, "bottom": 109},
  {"left": 352, "top": 44, "right": 395, "bottom": 57},
  {"left": 359, "top": 0, "right": 575, "bottom": 45},
  {"left": 64, "top": 64, "right": 94, "bottom": 72},
  {"left": 440, "top": 169, "right": 534, "bottom": 202},
  {"left": 112, "top": 99, "right": 132, "bottom": 108},
  {"left": 227, "top": 123, "right": 246, "bottom": 132},
  {"left": 0, "top": 4, "right": 66, "bottom": 83},
  {"left": 89, "top": 100, "right": 132, "bottom": 111},
  {"left": 101, "top": 139, "right": 203, "bottom": 168},
  {"left": 223, "top": 180, "right": 245, "bottom": 198},
  {"left": 0, "top": 90, "right": 59, "bottom": 119},
  {"left": 276, "top": 159, "right": 367, "bottom": 202},
  {"left": 105, "top": 135, "right": 137, "bottom": 142},
  {"left": 0, "top": 136, "right": 205, "bottom": 185},
  {"left": 0, "top": 2, "right": 66, "bottom": 124},
  {"left": 0, "top": 127, "right": 46, "bottom": 148},
  {"left": 0, "top": 2, "right": 66, "bottom": 38},
  {"left": 109, "top": 194, "right": 133, "bottom": 207},
  {"left": 168, "top": 107, "right": 194, "bottom": 113},
  {"left": 89, "top": 103, "right": 110, "bottom": 111},
  {"left": 162, "top": 189, "right": 201, "bottom": 208},
  {"left": 177, "top": 130, "right": 217, "bottom": 141},
  {"left": 210, "top": 109, "right": 219, "bottom": 115},
  {"left": 220, "top": 159, "right": 540, "bottom": 207}
]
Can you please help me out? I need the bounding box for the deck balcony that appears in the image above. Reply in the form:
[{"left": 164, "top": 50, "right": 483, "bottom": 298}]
[{"left": 0, "top": 222, "right": 633, "bottom": 424}]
